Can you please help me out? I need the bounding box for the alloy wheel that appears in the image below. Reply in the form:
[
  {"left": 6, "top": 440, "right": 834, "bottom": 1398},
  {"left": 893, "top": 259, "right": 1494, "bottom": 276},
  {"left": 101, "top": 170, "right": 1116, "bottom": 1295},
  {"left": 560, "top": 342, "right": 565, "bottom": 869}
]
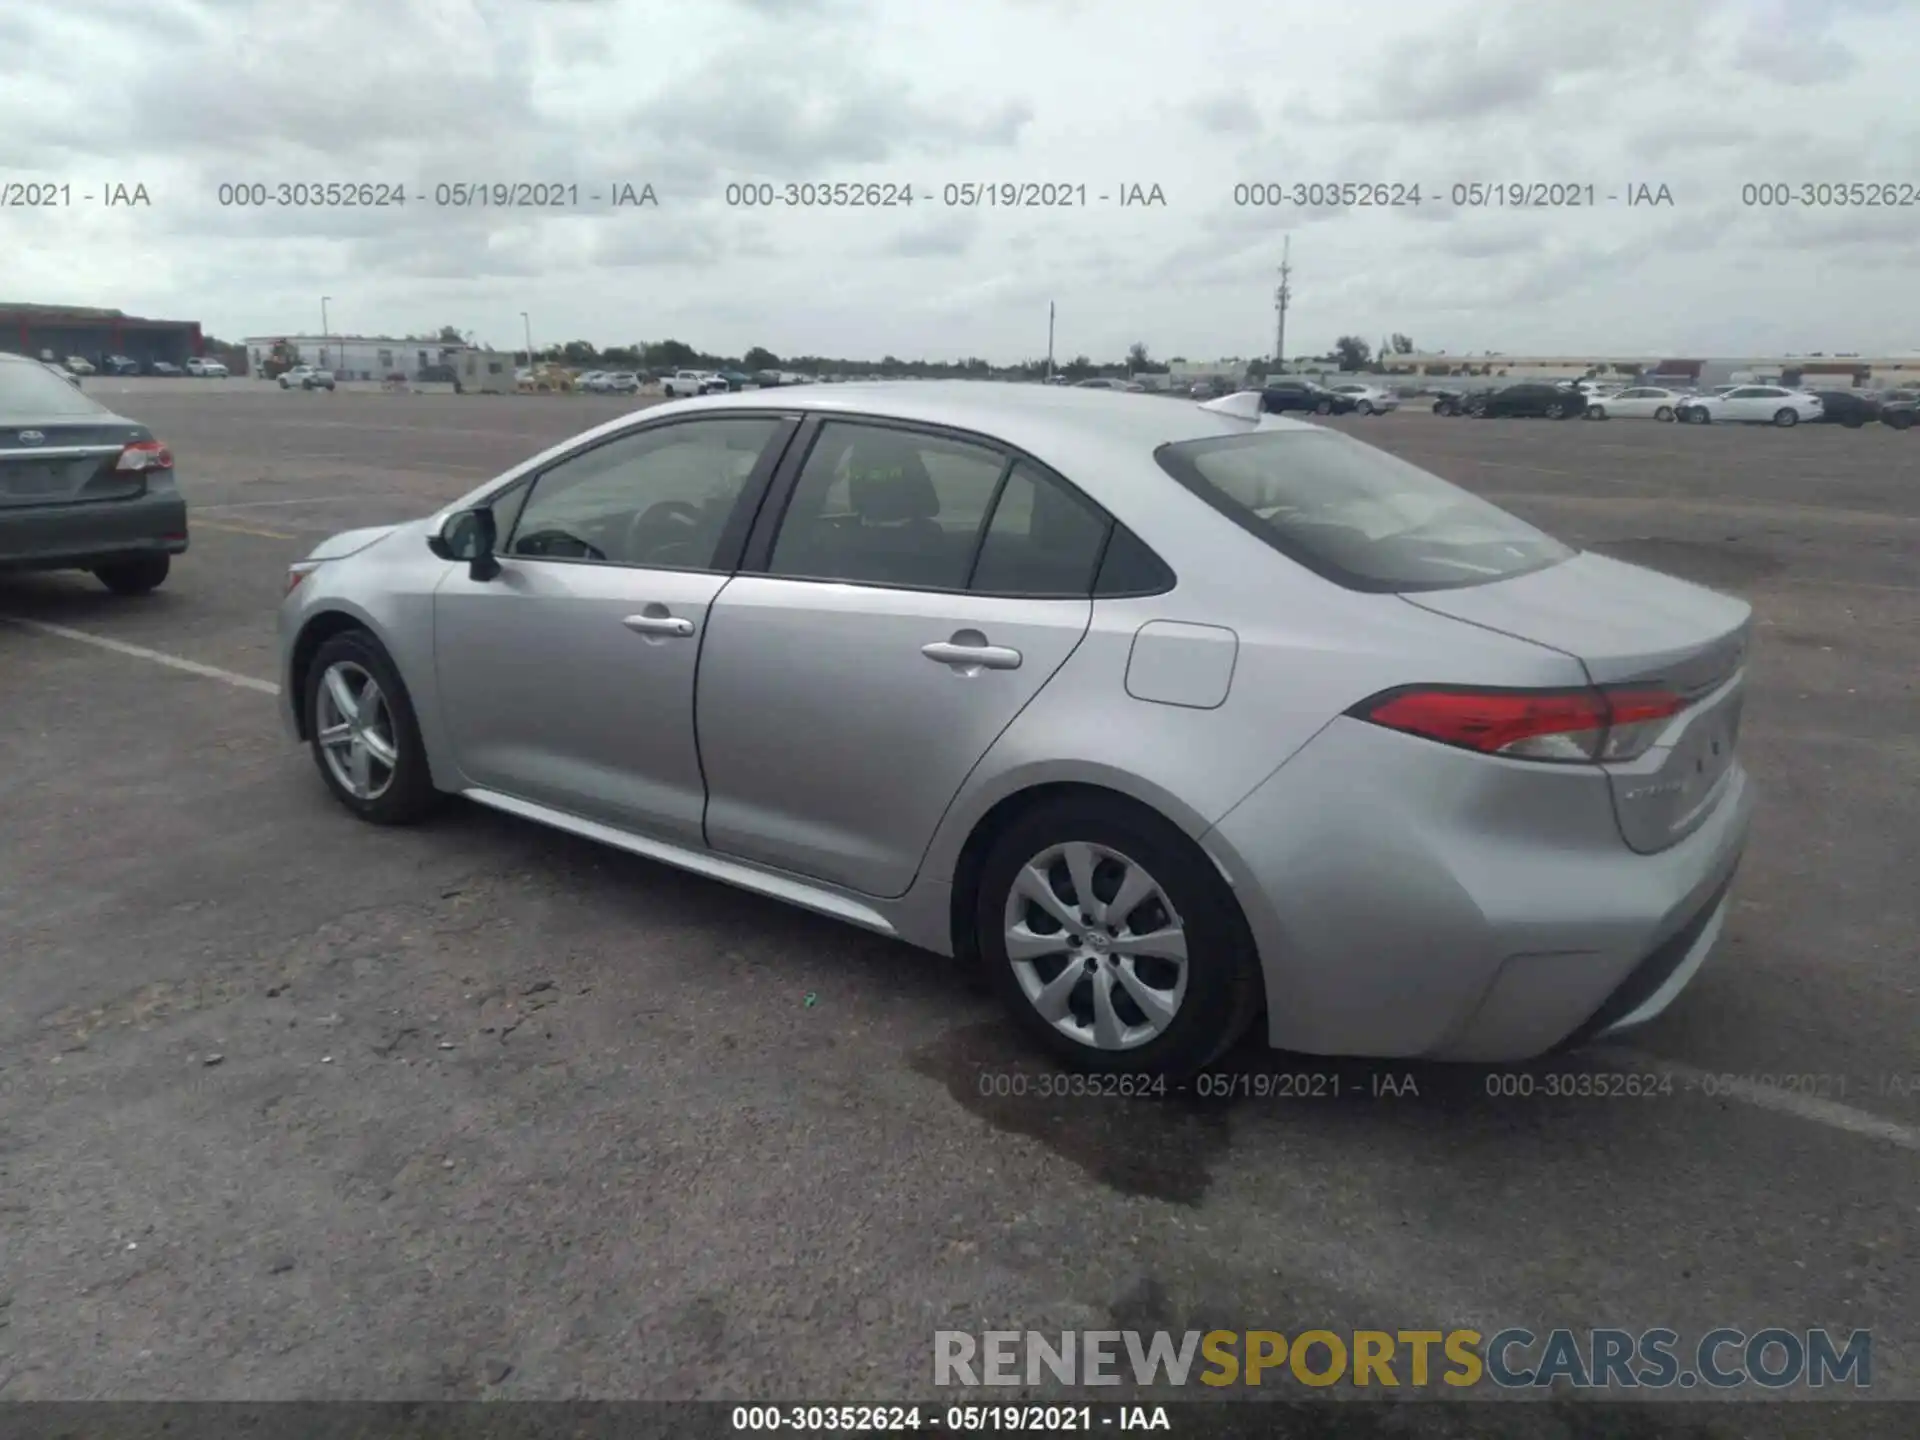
[
  {"left": 1001, "top": 840, "right": 1189, "bottom": 1051},
  {"left": 315, "top": 661, "right": 400, "bottom": 800}
]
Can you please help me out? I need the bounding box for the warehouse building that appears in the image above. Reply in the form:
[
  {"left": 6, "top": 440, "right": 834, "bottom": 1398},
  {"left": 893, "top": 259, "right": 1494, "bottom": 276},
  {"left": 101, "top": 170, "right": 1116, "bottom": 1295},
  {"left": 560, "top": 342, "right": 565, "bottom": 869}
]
[
  {"left": 0, "top": 303, "right": 204, "bottom": 370},
  {"left": 243, "top": 335, "right": 470, "bottom": 382}
]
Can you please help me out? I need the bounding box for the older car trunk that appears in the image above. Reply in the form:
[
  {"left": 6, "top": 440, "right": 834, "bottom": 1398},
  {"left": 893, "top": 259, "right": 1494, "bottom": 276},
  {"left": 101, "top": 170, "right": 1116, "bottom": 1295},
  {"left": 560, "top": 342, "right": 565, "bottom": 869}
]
[
  {"left": 0, "top": 422, "right": 153, "bottom": 508},
  {"left": 1402, "top": 551, "right": 1752, "bottom": 854}
]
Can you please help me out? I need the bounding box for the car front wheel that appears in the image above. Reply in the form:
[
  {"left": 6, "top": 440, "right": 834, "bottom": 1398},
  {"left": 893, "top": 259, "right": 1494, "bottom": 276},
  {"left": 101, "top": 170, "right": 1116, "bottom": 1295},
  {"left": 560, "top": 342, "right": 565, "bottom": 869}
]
[
  {"left": 1587, "top": 405, "right": 1607, "bottom": 420},
  {"left": 975, "top": 795, "right": 1262, "bottom": 1080},
  {"left": 1685, "top": 407, "right": 1710, "bottom": 424},
  {"left": 1355, "top": 400, "right": 1374, "bottom": 415},
  {"left": 1774, "top": 408, "right": 1799, "bottom": 427},
  {"left": 303, "top": 631, "right": 442, "bottom": 825},
  {"left": 1886, "top": 411, "right": 1914, "bottom": 431},
  {"left": 1655, "top": 406, "right": 1675, "bottom": 421},
  {"left": 1313, "top": 399, "right": 1332, "bottom": 415},
  {"left": 94, "top": 554, "right": 170, "bottom": 595}
]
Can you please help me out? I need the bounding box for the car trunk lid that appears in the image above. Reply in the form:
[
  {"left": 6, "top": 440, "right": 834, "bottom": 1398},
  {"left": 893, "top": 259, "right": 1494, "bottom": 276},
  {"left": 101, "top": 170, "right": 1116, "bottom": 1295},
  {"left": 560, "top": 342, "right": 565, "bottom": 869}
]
[
  {"left": 1402, "top": 551, "right": 1752, "bottom": 853},
  {"left": 0, "top": 421, "right": 154, "bottom": 508}
]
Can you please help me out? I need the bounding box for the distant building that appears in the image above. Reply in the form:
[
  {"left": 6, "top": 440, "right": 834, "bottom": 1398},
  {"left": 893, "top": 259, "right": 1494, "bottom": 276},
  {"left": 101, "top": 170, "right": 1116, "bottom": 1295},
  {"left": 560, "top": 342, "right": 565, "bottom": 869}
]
[
  {"left": 242, "top": 335, "right": 470, "bottom": 381},
  {"left": 457, "top": 349, "right": 515, "bottom": 394},
  {"left": 0, "top": 303, "right": 203, "bottom": 369}
]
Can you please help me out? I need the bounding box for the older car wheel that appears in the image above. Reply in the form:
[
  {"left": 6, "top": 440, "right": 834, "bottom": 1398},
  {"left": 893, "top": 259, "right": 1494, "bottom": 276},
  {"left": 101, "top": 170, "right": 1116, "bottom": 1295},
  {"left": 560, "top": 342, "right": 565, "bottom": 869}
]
[
  {"left": 303, "top": 631, "right": 442, "bottom": 825},
  {"left": 94, "top": 554, "right": 170, "bottom": 595},
  {"left": 1314, "top": 399, "right": 1333, "bottom": 415},
  {"left": 1544, "top": 401, "right": 1566, "bottom": 419},
  {"left": 976, "top": 795, "right": 1262, "bottom": 1080},
  {"left": 1773, "top": 408, "right": 1798, "bottom": 427},
  {"left": 1655, "top": 406, "right": 1675, "bottom": 421}
]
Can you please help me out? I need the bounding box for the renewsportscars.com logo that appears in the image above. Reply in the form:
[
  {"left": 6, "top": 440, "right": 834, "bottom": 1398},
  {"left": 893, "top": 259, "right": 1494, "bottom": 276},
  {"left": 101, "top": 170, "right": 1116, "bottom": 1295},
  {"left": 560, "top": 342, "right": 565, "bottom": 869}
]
[{"left": 934, "top": 1328, "right": 1871, "bottom": 1391}]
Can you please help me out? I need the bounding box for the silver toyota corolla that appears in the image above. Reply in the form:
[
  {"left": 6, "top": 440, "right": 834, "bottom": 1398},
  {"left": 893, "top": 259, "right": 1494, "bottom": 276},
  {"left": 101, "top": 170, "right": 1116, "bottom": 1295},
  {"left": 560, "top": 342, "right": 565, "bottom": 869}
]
[{"left": 277, "top": 383, "right": 1753, "bottom": 1077}]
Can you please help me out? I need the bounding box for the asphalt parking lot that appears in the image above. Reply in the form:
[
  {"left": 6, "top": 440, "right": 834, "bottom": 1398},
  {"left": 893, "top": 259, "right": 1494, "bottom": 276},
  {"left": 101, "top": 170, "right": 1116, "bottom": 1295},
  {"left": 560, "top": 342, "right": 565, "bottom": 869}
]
[{"left": 2, "top": 383, "right": 1916, "bottom": 1423}]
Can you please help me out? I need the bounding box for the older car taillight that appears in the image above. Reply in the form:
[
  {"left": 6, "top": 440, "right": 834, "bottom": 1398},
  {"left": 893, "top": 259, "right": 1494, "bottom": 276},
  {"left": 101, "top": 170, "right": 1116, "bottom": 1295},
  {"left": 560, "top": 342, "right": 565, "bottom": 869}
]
[
  {"left": 115, "top": 439, "right": 173, "bottom": 471},
  {"left": 1353, "top": 685, "right": 1688, "bottom": 763}
]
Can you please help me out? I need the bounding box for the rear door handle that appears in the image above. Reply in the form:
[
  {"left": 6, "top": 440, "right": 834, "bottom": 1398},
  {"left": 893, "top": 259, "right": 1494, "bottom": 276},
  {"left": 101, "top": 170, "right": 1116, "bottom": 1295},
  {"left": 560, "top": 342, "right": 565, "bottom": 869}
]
[
  {"left": 922, "top": 639, "right": 1022, "bottom": 671},
  {"left": 623, "top": 611, "right": 695, "bottom": 638}
]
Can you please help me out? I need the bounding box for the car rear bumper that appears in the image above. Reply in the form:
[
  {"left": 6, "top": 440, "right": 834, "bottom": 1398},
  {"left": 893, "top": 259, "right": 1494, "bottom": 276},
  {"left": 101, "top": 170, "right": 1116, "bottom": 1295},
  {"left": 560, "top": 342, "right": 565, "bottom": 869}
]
[
  {"left": 0, "top": 487, "right": 189, "bottom": 570},
  {"left": 1203, "top": 716, "right": 1753, "bottom": 1061}
]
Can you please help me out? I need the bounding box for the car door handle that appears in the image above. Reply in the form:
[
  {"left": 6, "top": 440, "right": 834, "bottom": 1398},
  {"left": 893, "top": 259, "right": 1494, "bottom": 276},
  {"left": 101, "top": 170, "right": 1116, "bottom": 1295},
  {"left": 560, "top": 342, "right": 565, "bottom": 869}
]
[
  {"left": 623, "top": 613, "right": 695, "bottom": 638},
  {"left": 922, "top": 639, "right": 1022, "bottom": 671}
]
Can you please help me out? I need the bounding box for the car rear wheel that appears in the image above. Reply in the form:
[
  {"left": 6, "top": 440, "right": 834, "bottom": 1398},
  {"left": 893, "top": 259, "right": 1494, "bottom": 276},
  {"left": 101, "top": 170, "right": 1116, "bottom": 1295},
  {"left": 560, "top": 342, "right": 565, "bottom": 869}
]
[
  {"left": 303, "top": 631, "right": 442, "bottom": 826},
  {"left": 94, "top": 554, "right": 170, "bottom": 595},
  {"left": 1686, "top": 407, "right": 1710, "bottom": 424},
  {"left": 1355, "top": 400, "right": 1374, "bottom": 415},
  {"left": 1774, "top": 408, "right": 1798, "bottom": 427},
  {"left": 975, "top": 795, "right": 1262, "bottom": 1080},
  {"left": 1655, "top": 406, "right": 1675, "bottom": 421},
  {"left": 1545, "top": 401, "right": 1566, "bottom": 419},
  {"left": 1841, "top": 416, "right": 1864, "bottom": 429},
  {"left": 1313, "top": 399, "right": 1332, "bottom": 415},
  {"left": 1587, "top": 405, "right": 1607, "bottom": 420},
  {"left": 1886, "top": 411, "right": 1914, "bottom": 431}
]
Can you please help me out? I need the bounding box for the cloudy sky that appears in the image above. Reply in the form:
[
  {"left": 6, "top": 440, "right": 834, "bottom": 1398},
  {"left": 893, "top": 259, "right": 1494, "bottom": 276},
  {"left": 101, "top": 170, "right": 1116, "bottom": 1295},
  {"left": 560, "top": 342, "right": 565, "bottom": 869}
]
[{"left": 4, "top": 0, "right": 1917, "bottom": 364}]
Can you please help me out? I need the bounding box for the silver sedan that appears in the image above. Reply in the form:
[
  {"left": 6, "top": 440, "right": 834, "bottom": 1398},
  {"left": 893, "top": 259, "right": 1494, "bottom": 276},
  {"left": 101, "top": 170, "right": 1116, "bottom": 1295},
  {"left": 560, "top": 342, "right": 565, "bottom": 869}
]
[{"left": 277, "top": 383, "right": 1753, "bottom": 1077}]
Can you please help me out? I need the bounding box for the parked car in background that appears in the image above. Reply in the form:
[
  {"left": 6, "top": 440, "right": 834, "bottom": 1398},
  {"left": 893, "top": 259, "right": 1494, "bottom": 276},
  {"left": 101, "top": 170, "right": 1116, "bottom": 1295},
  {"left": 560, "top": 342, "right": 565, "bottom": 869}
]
[
  {"left": 1431, "top": 388, "right": 1479, "bottom": 417},
  {"left": 661, "top": 369, "right": 726, "bottom": 398},
  {"left": 276, "top": 381, "right": 1756, "bottom": 1078},
  {"left": 576, "top": 371, "right": 609, "bottom": 391},
  {"left": 1584, "top": 386, "right": 1689, "bottom": 422},
  {"left": 185, "top": 357, "right": 229, "bottom": 378},
  {"left": 1478, "top": 383, "right": 1584, "bottom": 419},
  {"left": 147, "top": 361, "right": 184, "bottom": 377},
  {"left": 1329, "top": 382, "right": 1399, "bottom": 415},
  {"left": 101, "top": 355, "right": 141, "bottom": 376},
  {"left": 279, "top": 366, "right": 336, "bottom": 392},
  {"left": 1259, "top": 379, "right": 1355, "bottom": 416},
  {"left": 1876, "top": 390, "right": 1917, "bottom": 431},
  {"left": 600, "top": 372, "right": 640, "bottom": 394},
  {"left": 1807, "top": 390, "right": 1880, "bottom": 429},
  {"left": 0, "top": 350, "right": 186, "bottom": 594},
  {"left": 64, "top": 357, "right": 95, "bottom": 376},
  {"left": 1676, "top": 386, "right": 1822, "bottom": 427}
]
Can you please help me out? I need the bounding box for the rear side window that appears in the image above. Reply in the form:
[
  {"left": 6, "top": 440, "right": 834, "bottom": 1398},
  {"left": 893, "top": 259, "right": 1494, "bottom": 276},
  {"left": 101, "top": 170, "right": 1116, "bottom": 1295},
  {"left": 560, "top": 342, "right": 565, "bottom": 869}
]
[
  {"left": 1155, "top": 429, "right": 1572, "bottom": 594},
  {"left": 968, "top": 460, "right": 1109, "bottom": 597},
  {"left": 0, "top": 363, "right": 108, "bottom": 420}
]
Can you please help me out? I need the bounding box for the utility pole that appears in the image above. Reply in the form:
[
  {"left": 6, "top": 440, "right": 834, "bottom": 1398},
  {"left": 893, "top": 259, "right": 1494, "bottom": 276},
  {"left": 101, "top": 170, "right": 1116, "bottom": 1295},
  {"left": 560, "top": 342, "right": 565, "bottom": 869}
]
[
  {"left": 1047, "top": 301, "right": 1055, "bottom": 381},
  {"left": 1273, "top": 236, "right": 1292, "bottom": 374},
  {"left": 321, "top": 295, "right": 331, "bottom": 371},
  {"left": 521, "top": 311, "right": 533, "bottom": 365}
]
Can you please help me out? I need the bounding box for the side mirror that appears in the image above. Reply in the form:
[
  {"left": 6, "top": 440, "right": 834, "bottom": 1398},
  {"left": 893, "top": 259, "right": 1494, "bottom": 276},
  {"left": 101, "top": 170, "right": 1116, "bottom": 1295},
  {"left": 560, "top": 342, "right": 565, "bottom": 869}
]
[{"left": 428, "top": 507, "right": 501, "bottom": 580}]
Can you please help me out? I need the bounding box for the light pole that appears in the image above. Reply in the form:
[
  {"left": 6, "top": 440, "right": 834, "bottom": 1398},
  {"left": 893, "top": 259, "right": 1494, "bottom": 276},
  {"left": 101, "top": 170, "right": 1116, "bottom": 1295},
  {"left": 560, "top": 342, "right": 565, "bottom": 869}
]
[
  {"left": 1273, "top": 236, "right": 1292, "bottom": 375},
  {"left": 1046, "top": 301, "right": 1055, "bottom": 382},
  {"left": 521, "top": 311, "right": 533, "bottom": 365},
  {"left": 320, "top": 296, "right": 331, "bottom": 372}
]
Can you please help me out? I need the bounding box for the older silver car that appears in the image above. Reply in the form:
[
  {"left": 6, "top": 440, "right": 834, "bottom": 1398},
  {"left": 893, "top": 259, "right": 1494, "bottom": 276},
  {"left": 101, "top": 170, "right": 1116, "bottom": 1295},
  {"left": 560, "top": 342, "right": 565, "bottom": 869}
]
[{"left": 277, "top": 384, "right": 1753, "bottom": 1077}]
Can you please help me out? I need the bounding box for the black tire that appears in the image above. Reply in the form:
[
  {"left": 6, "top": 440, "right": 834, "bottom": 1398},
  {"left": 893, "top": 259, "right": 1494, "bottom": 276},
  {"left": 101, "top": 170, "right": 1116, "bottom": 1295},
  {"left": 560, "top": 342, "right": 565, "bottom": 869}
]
[
  {"left": 278, "top": 378, "right": 290, "bottom": 389},
  {"left": 94, "top": 554, "right": 170, "bottom": 595},
  {"left": 1886, "top": 410, "right": 1914, "bottom": 431},
  {"left": 974, "top": 795, "right": 1263, "bottom": 1080},
  {"left": 1587, "top": 405, "right": 1607, "bottom": 420},
  {"left": 1654, "top": 406, "right": 1674, "bottom": 422},
  {"left": 1544, "top": 401, "right": 1566, "bottom": 419},
  {"left": 1314, "top": 399, "right": 1332, "bottom": 415},
  {"left": 301, "top": 629, "right": 443, "bottom": 825},
  {"left": 1686, "top": 407, "right": 1710, "bottom": 424},
  {"left": 1356, "top": 400, "right": 1374, "bottom": 416},
  {"left": 1773, "top": 408, "right": 1798, "bottom": 427},
  {"left": 1432, "top": 400, "right": 1449, "bottom": 415},
  {"left": 1841, "top": 416, "right": 1864, "bottom": 429}
]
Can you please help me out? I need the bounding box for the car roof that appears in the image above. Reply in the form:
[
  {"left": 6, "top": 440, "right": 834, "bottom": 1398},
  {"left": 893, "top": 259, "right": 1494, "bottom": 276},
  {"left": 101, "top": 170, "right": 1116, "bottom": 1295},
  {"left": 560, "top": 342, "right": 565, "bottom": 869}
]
[{"left": 663, "top": 381, "right": 1315, "bottom": 471}]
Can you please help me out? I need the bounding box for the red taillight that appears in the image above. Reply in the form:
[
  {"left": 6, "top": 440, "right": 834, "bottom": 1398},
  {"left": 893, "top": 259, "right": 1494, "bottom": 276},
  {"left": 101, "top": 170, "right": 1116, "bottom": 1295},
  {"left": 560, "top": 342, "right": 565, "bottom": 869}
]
[
  {"left": 1355, "top": 685, "right": 1687, "bottom": 763},
  {"left": 115, "top": 440, "right": 173, "bottom": 472}
]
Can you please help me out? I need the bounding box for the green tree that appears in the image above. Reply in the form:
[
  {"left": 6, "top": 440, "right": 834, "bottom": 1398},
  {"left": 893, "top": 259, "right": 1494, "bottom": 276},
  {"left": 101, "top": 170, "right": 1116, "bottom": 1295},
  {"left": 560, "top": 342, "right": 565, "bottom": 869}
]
[
  {"left": 1390, "top": 333, "right": 1414, "bottom": 354},
  {"left": 1333, "top": 335, "right": 1372, "bottom": 372},
  {"left": 438, "top": 326, "right": 465, "bottom": 344},
  {"left": 743, "top": 346, "right": 780, "bottom": 371}
]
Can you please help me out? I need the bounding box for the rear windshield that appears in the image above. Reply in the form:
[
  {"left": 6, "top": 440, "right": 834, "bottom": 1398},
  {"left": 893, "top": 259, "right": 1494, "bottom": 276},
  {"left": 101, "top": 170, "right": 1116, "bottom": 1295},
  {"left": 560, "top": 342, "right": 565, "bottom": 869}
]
[
  {"left": 1155, "top": 428, "right": 1573, "bottom": 593},
  {"left": 0, "top": 363, "right": 110, "bottom": 421}
]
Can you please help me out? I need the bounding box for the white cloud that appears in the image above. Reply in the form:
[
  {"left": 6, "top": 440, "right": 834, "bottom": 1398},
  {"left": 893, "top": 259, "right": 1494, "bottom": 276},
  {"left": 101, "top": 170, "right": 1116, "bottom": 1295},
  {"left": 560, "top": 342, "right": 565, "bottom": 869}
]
[{"left": 4, "top": 0, "right": 1919, "bottom": 361}]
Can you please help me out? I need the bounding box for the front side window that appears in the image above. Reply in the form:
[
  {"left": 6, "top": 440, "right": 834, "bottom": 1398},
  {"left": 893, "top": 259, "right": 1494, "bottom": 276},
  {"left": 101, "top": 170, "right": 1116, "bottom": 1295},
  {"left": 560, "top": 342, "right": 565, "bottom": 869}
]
[
  {"left": 507, "top": 417, "right": 780, "bottom": 570},
  {"left": 1156, "top": 428, "right": 1571, "bottom": 593},
  {"left": 767, "top": 422, "right": 1009, "bottom": 589}
]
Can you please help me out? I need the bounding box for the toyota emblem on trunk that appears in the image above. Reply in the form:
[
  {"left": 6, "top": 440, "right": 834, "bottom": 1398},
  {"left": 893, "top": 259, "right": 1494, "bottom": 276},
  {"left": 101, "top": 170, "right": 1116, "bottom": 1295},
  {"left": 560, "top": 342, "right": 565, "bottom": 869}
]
[{"left": 17, "top": 430, "right": 45, "bottom": 445}]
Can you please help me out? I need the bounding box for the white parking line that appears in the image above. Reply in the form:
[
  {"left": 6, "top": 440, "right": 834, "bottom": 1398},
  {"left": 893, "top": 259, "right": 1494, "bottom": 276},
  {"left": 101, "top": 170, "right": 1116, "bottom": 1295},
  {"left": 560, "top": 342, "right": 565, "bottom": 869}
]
[
  {"left": 1, "top": 618, "right": 280, "bottom": 694},
  {"left": 1602, "top": 1047, "right": 1920, "bottom": 1153}
]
